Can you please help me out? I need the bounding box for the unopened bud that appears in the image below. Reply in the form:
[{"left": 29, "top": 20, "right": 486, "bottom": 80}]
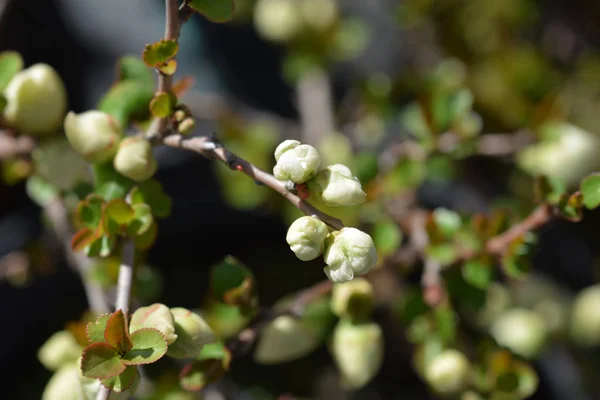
[
  {"left": 323, "top": 228, "right": 377, "bottom": 283},
  {"left": 273, "top": 139, "right": 321, "bottom": 184},
  {"left": 308, "top": 164, "right": 366, "bottom": 207},
  {"left": 254, "top": 0, "right": 302, "bottom": 43},
  {"left": 113, "top": 137, "right": 157, "bottom": 182},
  {"left": 130, "top": 303, "right": 177, "bottom": 345},
  {"left": 424, "top": 349, "right": 470, "bottom": 395},
  {"left": 330, "top": 277, "right": 374, "bottom": 321},
  {"left": 4, "top": 63, "right": 67, "bottom": 135},
  {"left": 330, "top": 320, "right": 384, "bottom": 390},
  {"left": 286, "top": 216, "right": 329, "bottom": 261},
  {"left": 167, "top": 307, "right": 216, "bottom": 359},
  {"left": 570, "top": 284, "right": 600, "bottom": 347},
  {"left": 490, "top": 308, "right": 548, "bottom": 359},
  {"left": 177, "top": 117, "right": 195, "bottom": 135},
  {"left": 173, "top": 109, "right": 187, "bottom": 123},
  {"left": 38, "top": 330, "right": 82, "bottom": 372},
  {"left": 64, "top": 111, "right": 123, "bottom": 163}
]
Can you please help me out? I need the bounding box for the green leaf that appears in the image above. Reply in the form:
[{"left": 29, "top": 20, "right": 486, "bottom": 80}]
[
  {"left": 180, "top": 341, "right": 231, "bottom": 391},
  {"left": 104, "top": 310, "right": 133, "bottom": 355},
  {"left": 0, "top": 51, "right": 23, "bottom": 92},
  {"left": 86, "top": 314, "right": 111, "bottom": 344},
  {"left": 142, "top": 40, "right": 178, "bottom": 67},
  {"left": 121, "top": 328, "right": 168, "bottom": 365},
  {"left": 580, "top": 173, "right": 600, "bottom": 209},
  {"left": 97, "top": 80, "right": 154, "bottom": 128},
  {"left": 432, "top": 208, "right": 462, "bottom": 239},
  {"left": 157, "top": 59, "right": 177, "bottom": 75},
  {"left": 534, "top": 175, "right": 566, "bottom": 205},
  {"left": 462, "top": 258, "right": 494, "bottom": 290},
  {"left": 210, "top": 256, "right": 256, "bottom": 309},
  {"left": 71, "top": 228, "right": 97, "bottom": 253},
  {"left": 26, "top": 175, "right": 59, "bottom": 207},
  {"left": 86, "top": 234, "right": 117, "bottom": 258},
  {"left": 188, "top": 0, "right": 235, "bottom": 23},
  {"left": 103, "top": 199, "right": 135, "bottom": 235},
  {"left": 127, "top": 204, "right": 154, "bottom": 236},
  {"left": 117, "top": 56, "right": 154, "bottom": 88},
  {"left": 501, "top": 235, "right": 535, "bottom": 280},
  {"left": 434, "top": 305, "right": 457, "bottom": 344},
  {"left": 134, "top": 220, "right": 158, "bottom": 250},
  {"left": 426, "top": 244, "right": 458, "bottom": 267},
  {"left": 76, "top": 195, "right": 105, "bottom": 229},
  {"left": 80, "top": 342, "right": 126, "bottom": 379},
  {"left": 372, "top": 219, "right": 403, "bottom": 257},
  {"left": 130, "top": 180, "right": 172, "bottom": 218},
  {"left": 93, "top": 162, "right": 136, "bottom": 201},
  {"left": 101, "top": 365, "right": 138, "bottom": 393},
  {"left": 149, "top": 91, "right": 177, "bottom": 118},
  {"left": 557, "top": 192, "right": 584, "bottom": 222}
]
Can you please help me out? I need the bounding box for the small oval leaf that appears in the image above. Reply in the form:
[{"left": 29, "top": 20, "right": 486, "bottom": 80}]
[
  {"left": 80, "top": 342, "right": 125, "bottom": 379},
  {"left": 121, "top": 328, "right": 168, "bottom": 365}
]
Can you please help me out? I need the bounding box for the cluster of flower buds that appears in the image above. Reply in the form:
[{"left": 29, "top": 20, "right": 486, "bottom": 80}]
[
  {"left": 172, "top": 105, "right": 195, "bottom": 135},
  {"left": 64, "top": 110, "right": 158, "bottom": 182},
  {"left": 274, "top": 139, "right": 376, "bottom": 283}
]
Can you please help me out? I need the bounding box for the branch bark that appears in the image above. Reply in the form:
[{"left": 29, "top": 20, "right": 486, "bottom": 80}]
[
  {"left": 161, "top": 134, "right": 345, "bottom": 230},
  {"left": 296, "top": 69, "right": 335, "bottom": 146}
]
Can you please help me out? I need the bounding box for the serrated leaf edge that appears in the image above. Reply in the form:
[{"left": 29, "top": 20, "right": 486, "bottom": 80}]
[
  {"left": 100, "top": 365, "right": 138, "bottom": 393},
  {"left": 86, "top": 313, "right": 112, "bottom": 344},
  {"left": 80, "top": 342, "right": 126, "bottom": 380},
  {"left": 120, "top": 327, "right": 168, "bottom": 366}
]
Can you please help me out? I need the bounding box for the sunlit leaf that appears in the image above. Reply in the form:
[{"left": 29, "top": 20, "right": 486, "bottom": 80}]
[
  {"left": 104, "top": 310, "right": 133, "bottom": 355},
  {"left": 189, "top": 0, "right": 235, "bottom": 23},
  {"left": 130, "top": 179, "right": 172, "bottom": 218},
  {"left": 86, "top": 314, "right": 111, "bottom": 344},
  {"left": 149, "top": 91, "right": 177, "bottom": 118},
  {"left": 0, "top": 51, "right": 23, "bottom": 91},
  {"left": 580, "top": 173, "right": 600, "bottom": 209},
  {"left": 121, "top": 328, "right": 168, "bottom": 365},
  {"left": 143, "top": 40, "right": 178, "bottom": 67},
  {"left": 98, "top": 80, "right": 154, "bottom": 128},
  {"left": 80, "top": 342, "right": 125, "bottom": 379},
  {"left": 101, "top": 365, "right": 138, "bottom": 393}
]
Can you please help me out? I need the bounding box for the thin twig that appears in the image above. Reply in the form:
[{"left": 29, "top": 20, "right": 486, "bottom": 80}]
[
  {"left": 44, "top": 198, "right": 109, "bottom": 314},
  {"left": 0, "top": 130, "right": 35, "bottom": 159},
  {"left": 296, "top": 69, "right": 335, "bottom": 146},
  {"left": 161, "top": 134, "right": 345, "bottom": 230},
  {"left": 115, "top": 240, "right": 136, "bottom": 316}
]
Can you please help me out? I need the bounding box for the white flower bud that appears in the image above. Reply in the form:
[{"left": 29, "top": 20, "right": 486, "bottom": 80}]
[
  {"left": 113, "top": 137, "right": 157, "bottom": 182},
  {"left": 273, "top": 140, "right": 321, "bottom": 183},
  {"left": 424, "top": 349, "right": 470, "bottom": 395},
  {"left": 167, "top": 307, "right": 216, "bottom": 359},
  {"left": 130, "top": 303, "right": 177, "bottom": 345},
  {"left": 38, "top": 330, "right": 82, "bottom": 372},
  {"left": 4, "top": 63, "right": 67, "bottom": 136},
  {"left": 323, "top": 228, "right": 377, "bottom": 283},
  {"left": 254, "top": 315, "right": 321, "bottom": 365},
  {"left": 570, "top": 284, "right": 600, "bottom": 347},
  {"left": 286, "top": 216, "right": 329, "bottom": 261},
  {"left": 308, "top": 164, "right": 366, "bottom": 207},
  {"left": 330, "top": 277, "right": 375, "bottom": 320},
  {"left": 490, "top": 308, "right": 548, "bottom": 359},
  {"left": 254, "top": 0, "right": 303, "bottom": 43},
  {"left": 330, "top": 320, "right": 384, "bottom": 390},
  {"left": 64, "top": 111, "right": 123, "bottom": 163}
]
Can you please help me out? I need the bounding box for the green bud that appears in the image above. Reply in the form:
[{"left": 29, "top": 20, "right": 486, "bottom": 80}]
[
  {"left": 167, "top": 307, "right": 216, "bottom": 359},
  {"left": 38, "top": 330, "right": 83, "bottom": 372},
  {"left": 286, "top": 216, "right": 329, "bottom": 261},
  {"left": 323, "top": 228, "right": 377, "bottom": 283},
  {"left": 570, "top": 284, "right": 600, "bottom": 347},
  {"left": 254, "top": 0, "right": 302, "bottom": 43},
  {"left": 490, "top": 308, "right": 548, "bottom": 359},
  {"left": 130, "top": 303, "right": 177, "bottom": 345},
  {"left": 177, "top": 117, "right": 195, "bottom": 135},
  {"left": 299, "top": 0, "right": 338, "bottom": 32},
  {"left": 424, "top": 349, "right": 470, "bottom": 395},
  {"left": 64, "top": 110, "right": 123, "bottom": 163},
  {"left": 42, "top": 363, "right": 80, "bottom": 400},
  {"left": 308, "top": 164, "right": 366, "bottom": 207},
  {"left": 254, "top": 315, "right": 322, "bottom": 365},
  {"left": 330, "top": 277, "right": 375, "bottom": 321},
  {"left": 4, "top": 63, "right": 67, "bottom": 135},
  {"left": 273, "top": 139, "right": 321, "bottom": 183},
  {"left": 173, "top": 109, "right": 187, "bottom": 122},
  {"left": 113, "top": 137, "right": 157, "bottom": 182},
  {"left": 330, "top": 320, "right": 384, "bottom": 390}
]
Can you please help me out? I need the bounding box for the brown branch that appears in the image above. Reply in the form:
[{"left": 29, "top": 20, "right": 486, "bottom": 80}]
[
  {"left": 226, "top": 280, "right": 333, "bottom": 356},
  {"left": 161, "top": 134, "right": 345, "bottom": 230},
  {"left": 0, "top": 131, "right": 35, "bottom": 159}
]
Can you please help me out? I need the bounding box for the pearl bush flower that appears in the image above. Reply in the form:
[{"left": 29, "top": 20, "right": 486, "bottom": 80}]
[
  {"left": 113, "top": 137, "right": 157, "bottom": 182},
  {"left": 308, "top": 164, "right": 366, "bottom": 207},
  {"left": 490, "top": 308, "right": 548, "bottom": 359},
  {"left": 570, "top": 284, "right": 600, "bottom": 347},
  {"left": 64, "top": 110, "right": 123, "bottom": 163},
  {"left": 424, "top": 349, "right": 470, "bottom": 395},
  {"left": 273, "top": 139, "right": 321, "bottom": 184},
  {"left": 323, "top": 228, "right": 377, "bottom": 283},
  {"left": 286, "top": 216, "right": 329, "bottom": 261},
  {"left": 167, "top": 307, "right": 215, "bottom": 359},
  {"left": 4, "top": 63, "right": 67, "bottom": 136}
]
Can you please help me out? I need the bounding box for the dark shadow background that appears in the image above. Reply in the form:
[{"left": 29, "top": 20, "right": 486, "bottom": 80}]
[{"left": 1, "top": 0, "right": 600, "bottom": 399}]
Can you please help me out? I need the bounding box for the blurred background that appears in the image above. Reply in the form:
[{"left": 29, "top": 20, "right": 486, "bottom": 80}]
[{"left": 3, "top": 0, "right": 600, "bottom": 399}]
